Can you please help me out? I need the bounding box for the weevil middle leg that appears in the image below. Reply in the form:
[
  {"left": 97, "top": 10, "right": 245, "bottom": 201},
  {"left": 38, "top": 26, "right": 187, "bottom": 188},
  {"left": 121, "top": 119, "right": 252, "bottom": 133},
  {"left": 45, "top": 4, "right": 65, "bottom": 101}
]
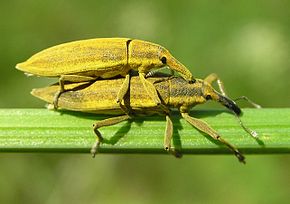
[
  {"left": 53, "top": 75, "right": 96, "bottom": 109},
  {"left": 116, "top": 74, "right": 130, "bottom": 104},
  {"left": 163, "top": 114, "right": 181, "bottom": 158},
  {"left": 91, "top": 114, "right": 131, "bottom": 157},
  {"left": 116, "top": 73, "right": 133, "bottom": 115},
  {"left": 116, "top": 71, "right": 170, "bottom": 115},
  {"left": 181, "top": 112, "right": 246, "bottom": 163}
]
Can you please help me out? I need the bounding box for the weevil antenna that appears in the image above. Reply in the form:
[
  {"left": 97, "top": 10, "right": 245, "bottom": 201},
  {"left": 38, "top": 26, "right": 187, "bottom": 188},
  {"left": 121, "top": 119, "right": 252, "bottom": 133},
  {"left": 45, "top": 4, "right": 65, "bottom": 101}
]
[
  {"left": 217, "top": 93, "right": 258, "bottom": 138},
  {"left": 234, "top": 113, "right": 259, "bottom": 138},
  {"left": 234, "top": 96, "right": 262, "bottom": 109}
]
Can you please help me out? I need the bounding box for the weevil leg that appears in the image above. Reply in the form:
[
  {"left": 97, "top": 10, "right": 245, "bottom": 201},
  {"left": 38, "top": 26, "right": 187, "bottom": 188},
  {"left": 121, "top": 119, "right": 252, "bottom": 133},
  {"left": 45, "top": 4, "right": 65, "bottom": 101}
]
[
  {"left": 163, "top": 114, "right": 181, "bottom": 158},
  {"left": 181, "top": 112, "right": 246, "bottom": 163},
  {"left": 116, "top": 74, "right": 131, "bottom": 115},
  {"left": 145, "top": 67, "right": 174, "bottom": 78},
  {"left": 117, "top": 74, "right": 130, "bottom": 103},
  {"left": 204, "top": 73, "right": 226, "bottom": 96},
  {"left": 91, "top": 114, "right": 131, "bottom": 157},
  {"left": 139, "top": 72, "right": 170, "bottom": 113},
  {"left": 139, "top": 72, "right": 161, "bottom": 104},
  {"left": 164, "top": 114, "right": 173, "bottom": 151},
  {"left": 53, "top": 75, "right": 96, "bottom": 109}
]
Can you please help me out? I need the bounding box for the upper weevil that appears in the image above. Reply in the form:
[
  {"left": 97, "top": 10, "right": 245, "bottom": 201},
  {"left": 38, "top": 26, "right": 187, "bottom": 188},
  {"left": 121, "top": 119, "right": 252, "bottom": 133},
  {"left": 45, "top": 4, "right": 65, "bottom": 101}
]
[
  {"left": 31, "top": 73, "right": 259, "bottom": 163},
  {"left": 16, "top": 38, "right": 194, "bottom": 110}
]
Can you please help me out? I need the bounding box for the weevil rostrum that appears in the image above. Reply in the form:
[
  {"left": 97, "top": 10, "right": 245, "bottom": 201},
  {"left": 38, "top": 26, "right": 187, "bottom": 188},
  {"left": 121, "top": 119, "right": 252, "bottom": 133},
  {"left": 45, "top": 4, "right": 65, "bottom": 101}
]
[
  {"left": 16, "top": 38, "right": 194, "bottom": 111},
  {"left": 31, "top": 74, "right": 258, "bottom": 163}
]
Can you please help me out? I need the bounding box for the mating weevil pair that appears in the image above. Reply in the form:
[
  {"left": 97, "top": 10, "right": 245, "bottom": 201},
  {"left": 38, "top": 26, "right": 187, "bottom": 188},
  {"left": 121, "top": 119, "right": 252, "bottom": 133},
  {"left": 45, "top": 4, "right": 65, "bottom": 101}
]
[
  {"left": 16, "top": 38, "right": 194, "bottom": 112},
  {"left": 16, "top": 38, "right": 260, "bottom": 163}
]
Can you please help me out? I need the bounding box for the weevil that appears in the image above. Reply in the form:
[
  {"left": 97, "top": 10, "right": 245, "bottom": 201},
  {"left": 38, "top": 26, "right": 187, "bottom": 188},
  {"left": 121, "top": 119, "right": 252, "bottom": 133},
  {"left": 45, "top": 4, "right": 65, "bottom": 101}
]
[
  {"left": 31, "top": 73, "right": 259, "bottom": 163},
  {"left": 16, "top": 38, "right": 194, "bottom": 111}
]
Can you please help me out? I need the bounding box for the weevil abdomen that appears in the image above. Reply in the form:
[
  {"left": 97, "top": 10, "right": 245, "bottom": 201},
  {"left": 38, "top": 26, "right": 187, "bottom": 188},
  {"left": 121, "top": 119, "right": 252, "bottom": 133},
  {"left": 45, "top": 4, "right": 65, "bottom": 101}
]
[
  {"left": 16, "top": 38, "right": 130, "bottom": 77},
  {"left": 31, "top": 77, "right": 171, "bottom": 114}
]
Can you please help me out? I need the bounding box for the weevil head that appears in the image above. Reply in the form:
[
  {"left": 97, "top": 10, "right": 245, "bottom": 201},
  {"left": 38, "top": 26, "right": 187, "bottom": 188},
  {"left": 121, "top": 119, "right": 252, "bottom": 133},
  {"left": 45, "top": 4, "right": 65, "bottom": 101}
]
[
  {"left": 159, "top": 48, "right": 194, "bottom": 82},
  {"left": 201, "top": 81, "right": 242, "bottom": 116},
  {"left": 130, "top": 40, "right": 194, "bottom": 82},
  {"left": 130, "top": 40, "right": 168, "bottom": 70}
]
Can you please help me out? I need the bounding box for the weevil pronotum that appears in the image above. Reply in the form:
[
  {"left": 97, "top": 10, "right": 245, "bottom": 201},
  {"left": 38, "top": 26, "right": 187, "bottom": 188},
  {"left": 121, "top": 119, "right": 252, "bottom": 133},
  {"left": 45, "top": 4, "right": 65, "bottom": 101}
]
[
  {"left": 31, "top": 73, "right": 259, "bottom": 163},
  {"left": 16, "top": 38, "right": 194, "bottom": 111}
]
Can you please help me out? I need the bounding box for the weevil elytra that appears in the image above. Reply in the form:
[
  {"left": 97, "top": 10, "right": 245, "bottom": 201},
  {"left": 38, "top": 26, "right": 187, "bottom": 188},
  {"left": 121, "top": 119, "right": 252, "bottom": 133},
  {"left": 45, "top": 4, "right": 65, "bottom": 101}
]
[
  {"left": 31, "top": 74, "right": 258, "bottom": 163},
  {"left": 16, "top": 38, "right": 194, "bottom": 110}
]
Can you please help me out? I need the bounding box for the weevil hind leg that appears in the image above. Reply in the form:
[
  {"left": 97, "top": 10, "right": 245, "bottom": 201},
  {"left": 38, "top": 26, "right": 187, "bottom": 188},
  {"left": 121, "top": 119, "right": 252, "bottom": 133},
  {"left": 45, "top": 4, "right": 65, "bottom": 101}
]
[
  {"left": 204, "top": 73, "right": 227, "bottom": 96},
  {"left": 53, "top": 75, "right": 96, "bottom": 109},
  {"left": 91, "top": 114, "right": 131, "bottom": 157},
  {"left": 181, "top": 112, "right": 245, "bottom": 163}
]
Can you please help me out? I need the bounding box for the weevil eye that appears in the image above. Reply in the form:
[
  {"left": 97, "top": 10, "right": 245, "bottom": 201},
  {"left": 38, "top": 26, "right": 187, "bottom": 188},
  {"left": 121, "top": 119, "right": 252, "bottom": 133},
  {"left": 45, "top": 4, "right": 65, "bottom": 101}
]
[
  {"left": 205, "top": 95, "right": 212, "bottom": 100},
  {"left": 160, "top": 56, "right": 167, "bottom": 64}
]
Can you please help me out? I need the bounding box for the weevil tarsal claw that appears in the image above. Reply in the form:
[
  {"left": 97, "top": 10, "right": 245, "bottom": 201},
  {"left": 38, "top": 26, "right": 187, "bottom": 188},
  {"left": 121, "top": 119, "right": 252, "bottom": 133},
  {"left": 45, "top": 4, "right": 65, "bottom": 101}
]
[
  {"left": 90, "top": 141, "right": 99, "bottom": 158},
  {"left": 235, "top": 150, "right": 246, "bottom": 164}
]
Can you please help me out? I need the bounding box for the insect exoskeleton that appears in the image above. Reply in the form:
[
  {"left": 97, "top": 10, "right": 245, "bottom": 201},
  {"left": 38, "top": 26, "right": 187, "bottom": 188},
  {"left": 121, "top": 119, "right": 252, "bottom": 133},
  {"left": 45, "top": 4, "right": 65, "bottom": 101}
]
[
  {"left": 16, "top": 38, "right": 194, "bottom": 111},
  {"left": 31, "top": 74, "right": 259, "bottom": 163}
]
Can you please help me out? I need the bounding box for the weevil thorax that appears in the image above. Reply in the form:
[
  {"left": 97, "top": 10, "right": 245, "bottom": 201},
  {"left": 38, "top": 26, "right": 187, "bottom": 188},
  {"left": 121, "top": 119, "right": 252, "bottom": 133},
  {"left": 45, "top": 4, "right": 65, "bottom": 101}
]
[{"left": 168, "top": 78, "right": 209, "bottom": 112}]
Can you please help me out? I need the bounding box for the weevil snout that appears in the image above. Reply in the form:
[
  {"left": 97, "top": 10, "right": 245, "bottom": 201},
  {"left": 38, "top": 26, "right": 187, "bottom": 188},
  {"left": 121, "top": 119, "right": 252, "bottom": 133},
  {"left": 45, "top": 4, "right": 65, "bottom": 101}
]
[
  {"left": 202, "top": 82, "right": 242, "bottom": 116},
  {"left": 160, "top": 49, "right": 194, "bottom": 82},
  {"left": 217, "top": 94, "right": 242, "bottom": 116}
]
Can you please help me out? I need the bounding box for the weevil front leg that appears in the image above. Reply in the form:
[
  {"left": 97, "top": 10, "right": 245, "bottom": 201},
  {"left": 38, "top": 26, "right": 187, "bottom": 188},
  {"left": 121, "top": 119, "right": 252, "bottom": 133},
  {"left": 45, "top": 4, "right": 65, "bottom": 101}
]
[
  {"left": 54, "top": 75, "right": 96, "bottom": 109},
  {"left": 181, "top": 112, "right": 245, "bottom": 163},
  {"left": 91, "top": 114, "right": 131, "bottom": 157},
  {"left": 205, "top": 73, "right": 262, "bottom": 109},
  {"left": 204, "top": 73, "right": 226, "bottom": 96},
  {"left": 139, "top": 72, "right": 170, "bottom": 114}
]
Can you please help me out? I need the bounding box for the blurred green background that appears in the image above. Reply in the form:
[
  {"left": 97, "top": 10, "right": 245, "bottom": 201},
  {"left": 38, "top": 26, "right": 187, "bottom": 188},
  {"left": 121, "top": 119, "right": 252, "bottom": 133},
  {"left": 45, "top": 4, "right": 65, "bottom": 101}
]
[{"left": 1, "top": 0, "right": 289, "bottom": 203}]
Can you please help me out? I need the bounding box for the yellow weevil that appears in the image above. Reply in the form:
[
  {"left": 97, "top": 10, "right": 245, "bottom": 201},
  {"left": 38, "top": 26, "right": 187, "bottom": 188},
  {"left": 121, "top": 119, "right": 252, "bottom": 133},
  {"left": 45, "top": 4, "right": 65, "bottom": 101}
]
[
  {"left": 16, "top": 38, "right": 194, "bottom": 110},
  {"left": 31, "top": 73, "right": 258, "bottom": 163}
]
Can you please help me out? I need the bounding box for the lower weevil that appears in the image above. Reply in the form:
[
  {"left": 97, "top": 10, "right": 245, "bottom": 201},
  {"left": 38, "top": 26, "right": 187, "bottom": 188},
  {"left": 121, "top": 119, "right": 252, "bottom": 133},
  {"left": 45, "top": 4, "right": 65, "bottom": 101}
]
[{"left": 32, "top": 73, "right": 259, "bottom": 163}]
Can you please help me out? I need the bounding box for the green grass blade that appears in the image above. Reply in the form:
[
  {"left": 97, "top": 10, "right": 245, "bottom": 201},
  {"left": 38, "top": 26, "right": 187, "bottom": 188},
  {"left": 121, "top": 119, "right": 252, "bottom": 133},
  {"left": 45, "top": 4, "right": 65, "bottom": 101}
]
[{"left": 0, "top": 108, "right": 289, "bottom": 155}]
